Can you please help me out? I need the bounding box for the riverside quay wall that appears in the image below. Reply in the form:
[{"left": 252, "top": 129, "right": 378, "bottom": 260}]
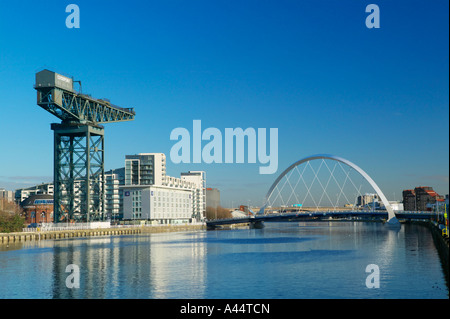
[{"left": 0, "top": 224, "right": 206, "bottom": 244}]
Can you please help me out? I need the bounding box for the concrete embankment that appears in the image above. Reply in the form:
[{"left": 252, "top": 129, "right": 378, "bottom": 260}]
[
  {"left": 428, "top": 223, "right": 449, "bottom": 286},
  {"left": 410, "top": 221, "right": 449, "bottom": 288},
  {"left": 0, "top": 224, "right": 205, "bottom": 244}
]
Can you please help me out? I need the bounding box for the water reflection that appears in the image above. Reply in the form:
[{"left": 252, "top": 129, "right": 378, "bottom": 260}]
[
  {"left": 149, "top": 232, "right": 207, "bottom": 298},
  {"left": 0, "top": 222, "right": 447, "bottom": 299},
  {"left": 46, "top": 233, "right": 207, "bottom": 299}
]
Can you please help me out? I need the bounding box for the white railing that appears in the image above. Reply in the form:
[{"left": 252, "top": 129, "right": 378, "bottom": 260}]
[
  {"left": 23, "top": 221, "right": 205, "bottom": 232},
  {"left": 22, "top": 225, "right": 92, "bottom": 232}
]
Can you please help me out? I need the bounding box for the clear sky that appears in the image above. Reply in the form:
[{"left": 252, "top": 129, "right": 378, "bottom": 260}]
[{"left": 0, "top": 0, "right": 448, "bottom": 207}]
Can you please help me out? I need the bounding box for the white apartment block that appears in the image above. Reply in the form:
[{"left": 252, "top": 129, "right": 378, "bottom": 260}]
[
  {"left": 0, "top": 188, "right": 15, "bottom": 202},
  {"left": 15, "top": 183, "right": 54, "bottom": 203},
  {"left": 105, "top": 168, "right": 124, "bottom": 221},
  {"left": 15, "top": 181, "right": 87, "bottom": 218},
  {"left": 180, "top": 171, "right": 206, "bottom": 222},
  {"left": 15, "top": 177, "right": 122, "bottom": 221},
  {"left": 125, "top": 153, "right": 166, "bottom": 186},
  {"left": 123, "top": 185, "right": 193, "bottom": 223},
  {"left": 121, "top": 153, "right": 206, "bottom": 223}
]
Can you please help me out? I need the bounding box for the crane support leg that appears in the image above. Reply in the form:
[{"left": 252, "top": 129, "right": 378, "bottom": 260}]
[{"left": 52, "top": 123, "right": 105, "bottom": 223}]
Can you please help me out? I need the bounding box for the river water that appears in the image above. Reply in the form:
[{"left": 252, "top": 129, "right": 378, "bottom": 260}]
[{"left": 0, "top": 221, "right": 447, "bottom": 299}]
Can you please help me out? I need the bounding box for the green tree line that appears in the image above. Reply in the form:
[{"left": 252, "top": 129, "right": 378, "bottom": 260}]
[{"left": 0, "top": 200, "right": 25, "bottom": 233}]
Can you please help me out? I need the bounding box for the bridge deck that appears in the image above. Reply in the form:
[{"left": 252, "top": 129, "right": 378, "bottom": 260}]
[{"left": 206, "top": 211, "right": 441, "bottom": 228}]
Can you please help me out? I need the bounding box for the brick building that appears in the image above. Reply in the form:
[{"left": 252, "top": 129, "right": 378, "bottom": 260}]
[
  {"left": 21, "top": 194, "right": 54, "bottom": 224},
  {"left": 402, "top": 186, "right": 444, "bottom": 211},
  {"left": 402, "top": 189, "right": 416, "bottom": 211}
]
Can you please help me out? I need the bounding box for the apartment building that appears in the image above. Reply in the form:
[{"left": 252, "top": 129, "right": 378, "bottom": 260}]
[{"left": 121, "top": 153, "right": 206, "bottom": 223}]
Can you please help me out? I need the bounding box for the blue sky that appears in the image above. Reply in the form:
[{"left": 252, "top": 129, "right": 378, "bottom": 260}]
[{"left": 0, "top": 0, "right": 448, "bottom": 206}]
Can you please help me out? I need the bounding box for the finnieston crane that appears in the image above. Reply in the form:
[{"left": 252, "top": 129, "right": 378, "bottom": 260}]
[{"left": 35, "top": 69, "right": 135, "bottom": 223}]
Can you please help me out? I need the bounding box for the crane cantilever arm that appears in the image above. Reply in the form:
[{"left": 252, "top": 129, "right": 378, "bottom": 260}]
[{"left": 36, "top": 86, "right": 135, "bottom": 124}]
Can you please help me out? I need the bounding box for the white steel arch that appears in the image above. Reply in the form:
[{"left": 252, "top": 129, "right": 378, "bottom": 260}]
[{"left": 265, "top": 154, "right": 399, "bottom": 224}]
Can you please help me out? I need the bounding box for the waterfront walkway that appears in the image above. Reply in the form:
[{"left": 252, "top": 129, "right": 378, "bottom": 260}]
[{"left": 0, "top": 223, "right": 205, "bottom": 244}]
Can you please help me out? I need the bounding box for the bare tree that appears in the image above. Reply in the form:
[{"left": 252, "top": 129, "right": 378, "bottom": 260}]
[{"left": 206, "top": 206, "right": 232, "bottom": 220}]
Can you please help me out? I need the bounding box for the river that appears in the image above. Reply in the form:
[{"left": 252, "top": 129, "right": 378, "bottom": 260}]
[{"left": 0, "top": 221, "right": 447, "bottom": 299}]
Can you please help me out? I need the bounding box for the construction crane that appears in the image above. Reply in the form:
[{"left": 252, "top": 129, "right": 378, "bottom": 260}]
[{"left": 35, "top": 69, "right": 135, "bottom": 223}]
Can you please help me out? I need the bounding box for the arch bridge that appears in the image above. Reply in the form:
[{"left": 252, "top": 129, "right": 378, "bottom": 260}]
[{"left": 207, "top": 154, "right": 407, "bottom": 229}]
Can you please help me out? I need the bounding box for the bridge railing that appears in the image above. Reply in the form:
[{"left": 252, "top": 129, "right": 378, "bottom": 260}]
[{"left": 206, "top": 210, "right": 444, "bottom": 225}]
